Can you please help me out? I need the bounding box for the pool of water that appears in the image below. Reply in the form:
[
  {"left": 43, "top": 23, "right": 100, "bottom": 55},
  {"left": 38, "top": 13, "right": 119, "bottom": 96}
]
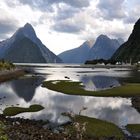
[{"left": 0, "top": 64, "right": 140, "bottom": 126}]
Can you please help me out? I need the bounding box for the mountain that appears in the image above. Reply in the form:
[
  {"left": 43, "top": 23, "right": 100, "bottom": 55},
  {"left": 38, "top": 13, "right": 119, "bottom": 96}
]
[
  {"left": 58, "top": 35, "right": 122, "bottom": 63},
  {"left": 88, "top": 35, "right": 121, "bottom": 60},
  {"left": 112, "top": 18, "right": 140, "bottom": 63},
  {"left": 0, "top": 23, "right": 62, "bottom": 63},
  {"left": 58, "top": 40, "right": 94, "bottom": 63}
]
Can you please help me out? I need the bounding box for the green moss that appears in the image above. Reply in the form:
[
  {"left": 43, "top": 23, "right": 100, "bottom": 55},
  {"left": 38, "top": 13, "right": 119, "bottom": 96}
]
[
  {"left": 126, "top": 124, "right": 140, "bottom": 135},
  {"left": 66, "top": 115, "right": 124, "bottom": 138},
  {"left": 0, "top": 121, "right": 8, "bottom": 140},
  {"left": 3, "top": 104, "right": 44, "bottom": 116},
  {"left": 42, "top": 80, "right": 140, "bottom": 97}
]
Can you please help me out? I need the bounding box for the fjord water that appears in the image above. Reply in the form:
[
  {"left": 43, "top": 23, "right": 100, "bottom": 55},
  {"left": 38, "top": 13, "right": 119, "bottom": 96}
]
[{"left": 0, "top": 64, "right": 140, "bottom": 126}]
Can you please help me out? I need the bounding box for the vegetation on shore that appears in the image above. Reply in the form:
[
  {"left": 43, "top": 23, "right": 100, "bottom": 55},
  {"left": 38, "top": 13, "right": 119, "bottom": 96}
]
[
  {"left": 0, "top": 60, "right": 26, "bottom": 82},
  {"left": 3, "top": 104, "right": 44, "bottom": 116},
  {"left": 64, "top": 115, "right": 124, "bottom": 138},
  {"left": 134, "top": 63, "right": 140, "bottom": 71},
  {"left": 0, "top": 69, "right": 26, "bottom": 83},
  {"left": 126, "top": 124, "right": 140, "bottom": 136},
  {"left": 85, "top": 59, "right": 117, "bottom": 65},
  {"left": 0, "top": 121, "right": 8, "bottom": 140},
  {"left": 0, "top": 60, "right": 15, "bottom": 71},
  {"left": 42, "top": 80, "right": 140, "bottom": 97}
]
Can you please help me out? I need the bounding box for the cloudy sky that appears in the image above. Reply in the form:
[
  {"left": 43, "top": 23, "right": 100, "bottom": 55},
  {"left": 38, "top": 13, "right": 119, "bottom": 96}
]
[{"left": 0, "top": 0, "right": 139, "bottom": 54}]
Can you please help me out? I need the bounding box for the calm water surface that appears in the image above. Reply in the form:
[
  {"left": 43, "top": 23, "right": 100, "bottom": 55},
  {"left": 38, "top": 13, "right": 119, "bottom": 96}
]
[{"left": 0, "top": 64, "right": 140, "bottom": 126}]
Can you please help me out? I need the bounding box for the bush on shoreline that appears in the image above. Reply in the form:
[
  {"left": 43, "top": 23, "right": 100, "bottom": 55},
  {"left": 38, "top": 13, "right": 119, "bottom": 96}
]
[
  {"left": 85, "top": 59, "right": 117, "bottom": 65},
  {"left": 0, "top": 59, "right": 15, "bottom": 71}
]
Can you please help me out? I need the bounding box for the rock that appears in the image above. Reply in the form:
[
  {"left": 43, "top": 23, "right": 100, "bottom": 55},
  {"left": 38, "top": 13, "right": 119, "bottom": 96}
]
[
  {"left": 53, "top": 129, "right": 60, "bottom": 134},
  {"left": 64, "top": 76, "right": 70, "bottom": 79}
]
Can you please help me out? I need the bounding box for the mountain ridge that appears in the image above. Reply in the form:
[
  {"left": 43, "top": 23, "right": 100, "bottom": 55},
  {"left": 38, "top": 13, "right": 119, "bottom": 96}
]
[
  {"left": 0, "top": 23, "right": 62, "bottom": 63},
  {"left": 112, "top": 18, "right": 140, "bottom": 63},
  {"left": 58, "top": 40, "right": 94, "bottom": 63},
  {"left": 58, "top": 35, "right": 122, "bottom": 63},
  {"left": 88, "top": 35, "right": 121, "bottom": 60}
]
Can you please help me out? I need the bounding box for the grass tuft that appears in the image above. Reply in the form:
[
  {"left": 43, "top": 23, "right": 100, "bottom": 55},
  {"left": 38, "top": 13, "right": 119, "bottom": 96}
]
[
  {"left": 3, "top": 104, "right": 44, "bottom": 116},
  {"left": 0, "top": 121, "right": 8, "bottom": 140},
  {"left": 65, "top": 115, "right": 124, "bottom": 138},
  {"left": 126, "top": 124, "right": 140, "bottom": 136}
]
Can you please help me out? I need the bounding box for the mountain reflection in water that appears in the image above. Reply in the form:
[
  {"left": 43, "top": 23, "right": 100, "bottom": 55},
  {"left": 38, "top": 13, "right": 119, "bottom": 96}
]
[
  {"left": 81, "top": 75, "right": 120, "bottom": 91},
  {"left": 0, "top": 64, "right": 139, "bottom": 127},
  {"left": 11, "top": 76, "right": 45, "bottom": 102}
]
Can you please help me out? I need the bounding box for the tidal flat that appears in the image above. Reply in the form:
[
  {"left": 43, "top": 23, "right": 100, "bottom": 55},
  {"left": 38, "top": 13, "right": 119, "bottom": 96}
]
[{"left": 0, "top": 64, "right": 140, "bottom": 139}]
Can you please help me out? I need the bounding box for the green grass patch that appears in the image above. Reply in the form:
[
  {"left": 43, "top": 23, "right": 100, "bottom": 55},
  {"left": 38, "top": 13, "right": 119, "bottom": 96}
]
[
  {"left": 42, "top": 80, "right": 140, "bottom": 97},
  {"left": 65, "top": 115, "right": 124, "bottom": 138},
  {"left": 3, "top": 104, "right": 44, "bottom": 116},
  {"left": 0, "top": 121, "right": 8, "bottom": 140},
  {"left": 126, "top": 124, "right": 140, "bottom": 136}
]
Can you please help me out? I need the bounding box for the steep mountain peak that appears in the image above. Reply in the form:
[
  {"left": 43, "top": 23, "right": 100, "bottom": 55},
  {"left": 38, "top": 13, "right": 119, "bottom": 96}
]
[
  {"left": 59, "top": 34, "right": 121, "bottom": 63},
  {"left": 22, "top": 23, "right": 36, "bottom": 40},
  {"left": 0, "top": 23, "right": 62, "bottom": 63},
  {"left": 88, "top": 34, "right": 120, "bottom": 60},
  {"left": 94, "top": 35, "right": 110, "bottom": 46},
  {"left": 96, "top": 35, "right": 121, "bottom": 47},
  {"left": 24, "top": 23, "right": 33, "bottom": 28},
  {"left": 12, "top": 23, "right": 36, "bottom": 41},
  {"left": 129, "top": 18, "right": 140, "bottom": 41},
  {"left": 23, "top": 23, "right": 35, "bottom": 34},
  {"left": 97, "top": 34, "right": 109, "bottom": 40},
  {"left": 112, "top": 18, "right": 140, "bottom": 63}
]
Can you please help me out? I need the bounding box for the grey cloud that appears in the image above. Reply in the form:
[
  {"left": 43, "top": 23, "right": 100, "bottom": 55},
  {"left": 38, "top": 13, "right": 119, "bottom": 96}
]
[
  {"left": 19, "top": 0, "right": 90, "bottom": 11},
  {"left": 0, "top": 34, "right": 8, "bottom": 40},
  {"left": 97, "top": 0, "right": 126, "bottom": 20},
  {"left": 0, "top": 18, "right": 18, "bottom": 40},
  {"left": 123, "top": 6, "right": 140, "bottom": 24},
  {"left": 0, "top": 22, "right": 16, "bottom": 34},
  {"left": 55, "top": 7, "right": 80, "bottom": 21},
  {"left": 4, "top": 0, "right": 21, "bottom": 8},
  {"left": 109, "top": 31, "right": 128, "bottom": 41},
  {"left": 124, "top": 17, "right": 138, "bottom": 24},
  {"left": 62, "top": 0, "right": 90, "bottom": 8},
  {"left": 38, "top": 5, "right": 80, "bottom": 25},
  {"left": 52, "top": 22, "right": 85, "bottom": 33},
  {"left": 18, "top": 0, "right": 54, "bottom": 12}
]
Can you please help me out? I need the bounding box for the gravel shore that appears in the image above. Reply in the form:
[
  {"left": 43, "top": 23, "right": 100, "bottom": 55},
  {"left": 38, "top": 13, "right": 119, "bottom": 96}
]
[{"left": 0, "top": 69, "right": 25, "bottom": 83}]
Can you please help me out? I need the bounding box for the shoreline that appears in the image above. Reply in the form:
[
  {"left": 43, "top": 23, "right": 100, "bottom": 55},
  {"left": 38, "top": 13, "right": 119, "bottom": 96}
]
[
  {"left": 14, "top": 62, "right": 138, "bottom": 68},
  {"left": 0, "top": 65, "right": 139, "bottom": 139},
  {"left": 0, "top": 114, "right": 139, "bottom": 140},
  {"left": 0, "top": 114, "right": 65, "bottom": 140},
  {"left": 0, "top": 69, "right": 26, "bottom": 83},
  {"left": 0, "top": 114, "right": 126, "bottom": 140}
]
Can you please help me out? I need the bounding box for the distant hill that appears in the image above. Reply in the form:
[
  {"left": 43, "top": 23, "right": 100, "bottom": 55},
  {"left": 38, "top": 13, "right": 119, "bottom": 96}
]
[
  {"left": 0, "top": 23, "right": 62, "bottom": 63},
  {"left": 58, "top": 35, "right": 122, "bottom": 63},
  {"left": 112, "top": 18, "right": 140, "bottom": 63},
  {"left": 58, "top": 40, "right": 94, "bottom": 63}
]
